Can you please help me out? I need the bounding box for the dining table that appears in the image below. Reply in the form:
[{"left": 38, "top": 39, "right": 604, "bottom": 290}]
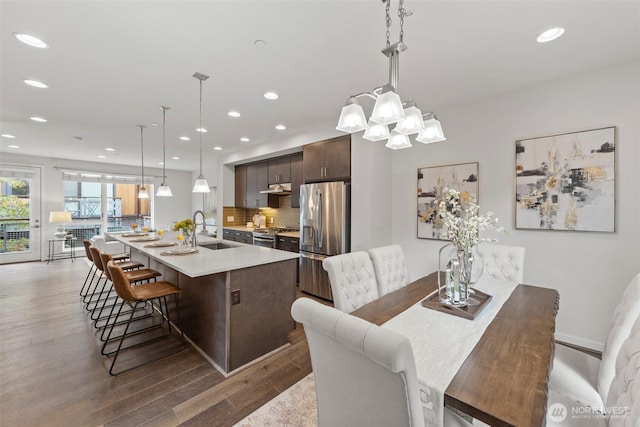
[{"left": 350, "top": 272, "right": 559, "bottom": 427}]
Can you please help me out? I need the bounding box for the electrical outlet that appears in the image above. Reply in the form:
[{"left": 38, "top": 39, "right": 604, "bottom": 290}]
[
  {"left": 231, "top": 290, "right": 241, "bottom": 305},
  {"left": 227, "top": 216, "right": 234, "bottom": 222}
]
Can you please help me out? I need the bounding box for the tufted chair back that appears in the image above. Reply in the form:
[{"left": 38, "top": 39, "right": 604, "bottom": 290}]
[
  {"left": 598, "top": 273, "right": 640, "bottom": 404},
  {"left": 291, "top": 297, "right": 425, "bottom": 427},
  {"left": 368, "top": 245, "right": 410, "bottom": 296},
  {"left": 606, "top": 315, "right": 640, "bottom": 427},
  {"left": 322, "top": 251, "right": 380, "bottom": 313},
  {"left": 476, "top": 244, "right": 525, "bottom": 283}
]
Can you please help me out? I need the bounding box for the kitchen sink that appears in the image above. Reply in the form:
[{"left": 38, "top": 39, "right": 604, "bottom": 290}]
[{"left": 199, "top": 242, "right": 238, "bottom": 250}]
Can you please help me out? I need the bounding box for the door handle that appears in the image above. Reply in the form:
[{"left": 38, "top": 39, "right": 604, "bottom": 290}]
[{"left": 31, "top": 225, "right": 40, "bottom": 228}]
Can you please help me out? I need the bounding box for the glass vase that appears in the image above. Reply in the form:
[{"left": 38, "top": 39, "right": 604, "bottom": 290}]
[{"left": 438, "top": 244, "right": 483, "bottom": 308}]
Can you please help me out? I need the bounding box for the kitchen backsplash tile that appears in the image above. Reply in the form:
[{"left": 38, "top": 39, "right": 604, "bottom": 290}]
[{"left": 223, "top": 195, "right": 299, "bottom": 228}]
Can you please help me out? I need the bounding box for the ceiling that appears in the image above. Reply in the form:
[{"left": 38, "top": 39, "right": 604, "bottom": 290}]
[{"left": 1, "top": 1, "right": 638, "bottom": 172}]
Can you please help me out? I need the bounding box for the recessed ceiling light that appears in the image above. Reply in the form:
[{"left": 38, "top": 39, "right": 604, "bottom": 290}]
[
  {"left": 255, "top": 39, "right": 267, "bottom": 48},
  {"left": 213, "top": 146, "right": 222, "bottom": 151},
  {"left": 14, "top": 33, "right": 48, "bottom": 49},
  {"left": 1, "top": 134, "right": 16, "bottom": 139},
  {"left": 151, "top": 123, "right": 159, "bottom": 127},
  {"left": 264, "top": 91, "right": 279, "bottom": 100},
  {"left": 171, "top": 156, "right": 180, "bottom": 160},
  {"left": 275, "top": 124, "right": 286, "bottom": 130},
  {"left": 179, "top": 136, "right": 190, "bottom": 141},
  {"left": 24, "top": 79, "right": 48, "bottom": 89},
  {"left": 97, "top": 155, "right": 106, "bottom": 159},
  {"left": 537, "top": 27, "right": 565, "bottom": 43},
  {"left": 240, "top": 137, "right": 250, "bottom": 142},
  {"left": 7, "top": 145, "right": 20, "bottom": 149},
  {"left": 228, "top": 111, "right": 241, "bottom": 118},
  {"left": 105, "top": 147, "right": 115, "bottom": 152},
  {"left": 196, "top": 127, "right": 207, "bottom": 133},
  {"left": 30, "top": 116, "right": 47, "bottom": 122},
  {"left": 158, "top": 162, "right": 164, "bottom": 165}
]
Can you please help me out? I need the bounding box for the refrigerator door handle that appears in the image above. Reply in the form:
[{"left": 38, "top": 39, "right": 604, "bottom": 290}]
[
  {"left": 316, "top": 190, "right": 323, "bottom": 249},
  {"left": 299, "top": 251, "right": 327, "bottom": 262}
]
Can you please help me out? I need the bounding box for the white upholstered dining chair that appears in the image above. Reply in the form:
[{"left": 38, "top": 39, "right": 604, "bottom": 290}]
[
  {"left": 291, "top": 298, "right": 471, "bottom": 427},
  {"left": 322, "top": 251, "right": 379, "bottom": 313},
  {"left": 368, "top": 244, "right": 410, "bottom": 296},
  {"left": 549, "top": 273, "right": 640, "bottom": 411},
  {"left": 475, "top": 244, "right": 525, "bottom": 283},
  {"left": 546, "top": 313, "right": 640, "bottom": 427}
]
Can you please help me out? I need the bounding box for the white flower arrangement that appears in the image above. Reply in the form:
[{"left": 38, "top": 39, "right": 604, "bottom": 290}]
[{"left": 438, "top": 188, "right": 503, "bottom": 253}]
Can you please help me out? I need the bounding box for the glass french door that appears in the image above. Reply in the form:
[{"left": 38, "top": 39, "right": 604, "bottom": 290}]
[{"left": 0, "top": 165, "right": 41, "bottom": 263}]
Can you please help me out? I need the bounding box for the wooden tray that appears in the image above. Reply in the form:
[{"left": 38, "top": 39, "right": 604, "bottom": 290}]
[{"left": 421, "top": 288, "right": 493, "bottom": 320}]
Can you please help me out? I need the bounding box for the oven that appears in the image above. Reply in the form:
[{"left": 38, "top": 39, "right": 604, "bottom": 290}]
[{"left": 252, "top": 232, "right": 276, "bottom": 248}]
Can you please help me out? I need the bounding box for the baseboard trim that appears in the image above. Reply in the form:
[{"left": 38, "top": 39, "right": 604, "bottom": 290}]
[{"left": 555, "top": 332, "right": 604, "bottom": 353}]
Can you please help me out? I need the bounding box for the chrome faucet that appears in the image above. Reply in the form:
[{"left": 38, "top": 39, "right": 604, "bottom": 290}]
[{"left": 192, "top": 210, "right": 207, "bottom": 247}]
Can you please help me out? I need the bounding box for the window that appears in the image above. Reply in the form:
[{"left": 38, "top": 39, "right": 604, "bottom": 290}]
[{"left": 61, "top": 170, "right": 153, "bottom": 239}]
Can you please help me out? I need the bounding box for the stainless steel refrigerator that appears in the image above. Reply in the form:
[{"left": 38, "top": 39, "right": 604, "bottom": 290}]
[{"left": 299, "top": 181, "right": 350, "bottom": 300}]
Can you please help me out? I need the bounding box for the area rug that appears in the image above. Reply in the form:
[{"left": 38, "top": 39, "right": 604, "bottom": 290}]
[{"left": 233, "top": 372, "right": 318, "bottom": 427}]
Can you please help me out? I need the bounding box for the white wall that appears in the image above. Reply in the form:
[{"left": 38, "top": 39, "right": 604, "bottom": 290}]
[
  {"left": 391, "top": 60, "right": 640, "bottom": 349},
  {"left": 1, "top": 152, "right": 193, "bottom": 259},
  {"left": 350, "top": 135, "right": 393, "bottom": 251}
]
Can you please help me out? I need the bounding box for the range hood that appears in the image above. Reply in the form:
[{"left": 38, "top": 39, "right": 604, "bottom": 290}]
[{"left": 260, "top": 183, "right": 292, "bottom": 194}]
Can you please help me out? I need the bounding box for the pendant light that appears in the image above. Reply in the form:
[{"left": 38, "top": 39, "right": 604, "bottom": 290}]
[
  {"left": 137, "top": 124, "right": 149, "bottom": 199},
  {"left": 156, "top": 105, "right": 173, "bottom": 197},
  {"left": 192, "top": 72, "right": 210, "bottom": 193}
]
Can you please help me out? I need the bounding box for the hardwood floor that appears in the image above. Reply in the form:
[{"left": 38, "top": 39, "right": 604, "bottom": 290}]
[{"left": 0, "top": 258, "right": 319, "bottom": 427}]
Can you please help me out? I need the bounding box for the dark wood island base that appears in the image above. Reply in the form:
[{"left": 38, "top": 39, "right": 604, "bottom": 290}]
[{"left": 131, "top": 249, "right": 296, "bottom": 374}]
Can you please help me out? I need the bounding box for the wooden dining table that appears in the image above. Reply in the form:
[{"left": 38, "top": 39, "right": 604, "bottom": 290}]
[{"left": 350, "top": 272, "right": 560, "bottom": 427}]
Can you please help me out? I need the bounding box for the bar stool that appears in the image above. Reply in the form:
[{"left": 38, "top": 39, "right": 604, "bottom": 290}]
[
  {"left": 104, "top": 260, "right": 185, "bottom": 376},
  {"left": 94, "top": 252, "right": 161, "bottom": 330},
  {"left": 85, "top": 247, "right": 144, "bottom": 314}
]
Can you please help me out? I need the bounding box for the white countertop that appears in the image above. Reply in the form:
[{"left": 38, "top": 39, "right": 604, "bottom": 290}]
[{"left": 106, "top": 231, "right": 299, "bottom": 278}]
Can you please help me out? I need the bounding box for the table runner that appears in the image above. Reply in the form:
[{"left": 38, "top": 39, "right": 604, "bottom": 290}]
[{"left": 382, "top": 279, "right": 518, "bottom": 427}]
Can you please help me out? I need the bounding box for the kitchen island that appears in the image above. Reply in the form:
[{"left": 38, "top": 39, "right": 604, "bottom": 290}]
[{"left": 106, "top": 231, "right": 299, "bottom": 375}]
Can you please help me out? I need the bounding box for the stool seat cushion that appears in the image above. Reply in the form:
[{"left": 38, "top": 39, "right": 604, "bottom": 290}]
[{"left": 132, "top": 281, "right": 181, "bottom": 300}]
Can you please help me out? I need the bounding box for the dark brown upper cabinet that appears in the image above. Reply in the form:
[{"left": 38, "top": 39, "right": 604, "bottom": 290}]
[
  {"left": 303, "top": 135, "right": 351, "bottom": 182},
  {"left": 268, "top": 156, "right": 291, "bottom": 184}
]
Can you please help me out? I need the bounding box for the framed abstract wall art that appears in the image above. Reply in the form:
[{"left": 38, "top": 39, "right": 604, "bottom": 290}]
[
  {"left": 515, "top": 126, "right": 615, "bottom": 232},
  {"left": 417, "top": 162, "right": 479, "bottom": 240}
]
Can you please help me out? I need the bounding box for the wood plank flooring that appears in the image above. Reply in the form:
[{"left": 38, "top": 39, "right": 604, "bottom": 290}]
[{"left": 0, "top": 259, "right": 318, "bottom": 427}]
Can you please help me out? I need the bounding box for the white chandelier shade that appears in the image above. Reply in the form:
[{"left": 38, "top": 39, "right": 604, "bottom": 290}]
[
  {"left": 394, "top": 101, "right": 425, "bottom": 135},
  {"left": 370, "top": 87, "right": 405, "bottom": 125},
  {"left": 416, "top": 113, "right": 446, "bottom": 144},
  {"left": 336, "top": 99, "right": 367, "bottom": 133},
  {"left": 385, "top": 130, "right": 412, "bottom": 150},
  {"left": 362, "top": 120, "right": 390, "bottom": 141}
]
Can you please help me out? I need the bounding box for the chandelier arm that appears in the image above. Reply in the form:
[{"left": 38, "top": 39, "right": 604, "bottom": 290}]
[{"left": 352, "top": 92, "right": 378, "bottom": 101}]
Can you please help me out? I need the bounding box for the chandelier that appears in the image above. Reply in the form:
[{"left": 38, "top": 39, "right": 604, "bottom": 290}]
[{"left": 336, "top": 0, "right": 446, "bottom": 149}]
